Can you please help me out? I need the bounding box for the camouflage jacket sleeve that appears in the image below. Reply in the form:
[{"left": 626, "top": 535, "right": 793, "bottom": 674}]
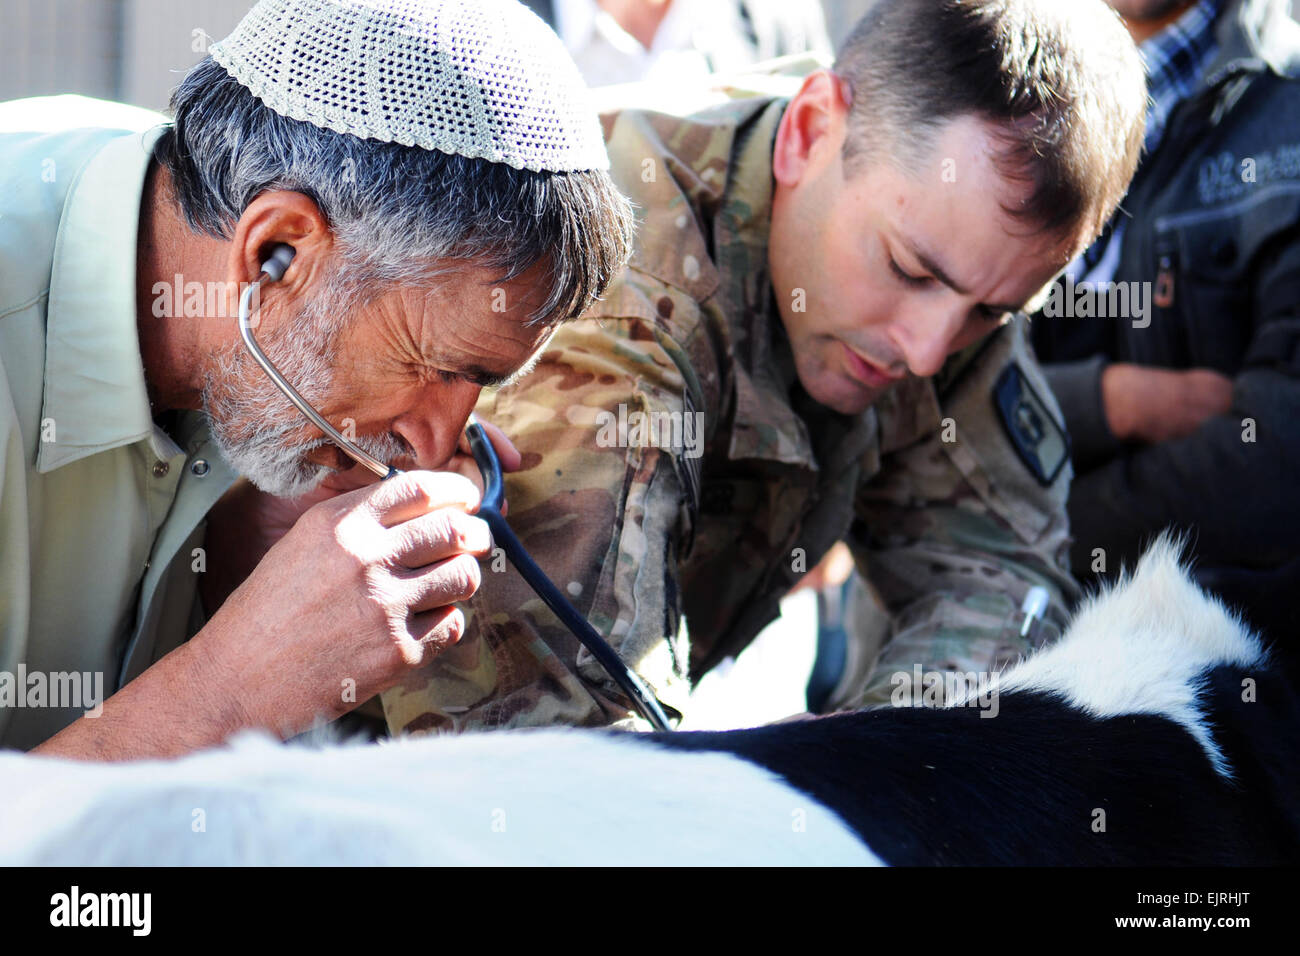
[
  {"left": 380, "top": 286, "right": 707, "bottom": 734},
  {"left": 838, "top": 318, "right": 1082, "bottom": 708}
]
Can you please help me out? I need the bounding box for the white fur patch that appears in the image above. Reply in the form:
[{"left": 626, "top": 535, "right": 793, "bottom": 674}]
[
  {"left": 981, "top": 535, "right": 1265, "bottom": 776},
  {"left": 0, "top": 729, "right": 882, "bottom": 866}
]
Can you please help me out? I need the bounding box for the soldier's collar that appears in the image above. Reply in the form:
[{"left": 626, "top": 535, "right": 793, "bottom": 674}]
[{"left": 714, "top": 99, "right": 822, "bottom": 467}]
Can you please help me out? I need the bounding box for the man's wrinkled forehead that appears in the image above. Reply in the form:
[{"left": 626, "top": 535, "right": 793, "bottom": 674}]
[
  {"left": 428, "top": 331, "right": 555, "bottom": 389},
  {"left": 412, "top": 272, "right": 559, "bottom": 384}
]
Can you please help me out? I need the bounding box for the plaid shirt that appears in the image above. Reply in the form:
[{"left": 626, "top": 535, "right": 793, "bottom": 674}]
[
  {"left": 1140, "top": 0, "right": 1223, "bottom": 153},
  {"left": 1075, "top": 0, "right": 1222, "bottom": 283}
]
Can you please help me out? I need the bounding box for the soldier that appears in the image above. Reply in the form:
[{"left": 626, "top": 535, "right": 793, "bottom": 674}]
[{"left": 374, "top": 0, "right": 1152, "bottom": 731}]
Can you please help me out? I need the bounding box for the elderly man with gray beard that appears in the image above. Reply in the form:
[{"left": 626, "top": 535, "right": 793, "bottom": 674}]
[{"left": 0, "top": 0, "right": 633, "bottom": 756}]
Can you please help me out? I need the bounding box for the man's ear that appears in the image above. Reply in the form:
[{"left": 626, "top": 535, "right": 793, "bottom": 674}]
[
  {"left": 772, "top": 70, "right": 852, "bottom": 188},
  {"left": 226, "top": 190, "right": 334, "bottom": 294}
]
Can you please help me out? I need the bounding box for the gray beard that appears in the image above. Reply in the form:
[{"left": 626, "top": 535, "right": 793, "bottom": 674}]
[
  {"left": 202, "top": 334, "right": 335, "bottom": 498},
  {"left": 200, "top": 304, "right": 408, "bottom": 498}
]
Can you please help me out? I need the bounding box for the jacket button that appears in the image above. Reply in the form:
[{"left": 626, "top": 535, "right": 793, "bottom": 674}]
[
  {"left": 1211, "top": 238, "right": 1237, "bottom": 265},
  {"left": 152, "top": 461, "right": 169, "bottom": 478},
  {"left": 191, "top": 458, "right": 210, "bottom": 477}
]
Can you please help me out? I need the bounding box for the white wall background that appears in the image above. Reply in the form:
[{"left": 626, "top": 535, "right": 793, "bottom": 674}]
[{"left": 0, "top": 0, "right": 878, "bottom": 110}]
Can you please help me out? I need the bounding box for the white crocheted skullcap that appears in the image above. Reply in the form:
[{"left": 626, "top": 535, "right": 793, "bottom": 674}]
[{"left": 210, "top": 0, "right": 609, "bottom": 172}]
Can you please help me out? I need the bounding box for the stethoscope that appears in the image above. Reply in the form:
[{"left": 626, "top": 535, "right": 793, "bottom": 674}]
[{"left": 239, "top": 244, "right": 675, "bottom": 730}]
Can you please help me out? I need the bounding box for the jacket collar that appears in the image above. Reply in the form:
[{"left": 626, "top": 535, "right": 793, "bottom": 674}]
[
  {"left": 712, "top": 97, "right": 881, "bottom": 472},
  {"left": 1205, "top": 0, "right": 1300, "bottom": 86},
  {"left": 711, "top": 98, "right": 820, "bottom": 466},
  {"left": 37, "top": 127, "right": 168, "bottom": 473}
]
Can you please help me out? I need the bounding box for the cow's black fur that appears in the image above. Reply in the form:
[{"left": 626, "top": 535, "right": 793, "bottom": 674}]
[
  {"left": 649, "top": 661, "right": 1300, "bottom": 865},
  {"left": 3, "top": 538, "right": 1295, "bottom": 866}
]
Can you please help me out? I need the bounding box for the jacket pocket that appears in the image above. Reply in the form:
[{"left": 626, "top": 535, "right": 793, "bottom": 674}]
[{"left": 1154, "top": 183, "right": 1300, "bottom": 373}]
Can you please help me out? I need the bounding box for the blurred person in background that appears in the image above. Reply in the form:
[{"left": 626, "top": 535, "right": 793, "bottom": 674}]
[
  {"left": 1030, "top": 0, "right": 1300, "bottom": 654},
  {"left": 520, "top": 0, "right": 832, "bottom": 87}
]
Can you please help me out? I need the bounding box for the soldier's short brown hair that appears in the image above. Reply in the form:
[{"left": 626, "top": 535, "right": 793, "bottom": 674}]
[{"left": 835, "top": 0, "right": 1147, "bottom": 239}]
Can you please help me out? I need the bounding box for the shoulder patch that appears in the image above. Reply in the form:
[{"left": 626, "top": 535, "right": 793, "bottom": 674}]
[{"left": 992, "top": 362, "right": 1070, "bottom": 487}]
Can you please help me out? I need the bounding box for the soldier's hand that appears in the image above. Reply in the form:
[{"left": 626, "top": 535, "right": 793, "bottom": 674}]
[
  {"left": 194, "top": 470, "right": 492, "bottom": 737},
  {"left": 1102, "top": 363, "right": 1233, "bottom": 444}
]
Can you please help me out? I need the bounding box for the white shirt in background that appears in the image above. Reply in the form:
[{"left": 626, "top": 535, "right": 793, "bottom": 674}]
[{"left": 553, "top": 0, "right": 829, "bottom": 89}]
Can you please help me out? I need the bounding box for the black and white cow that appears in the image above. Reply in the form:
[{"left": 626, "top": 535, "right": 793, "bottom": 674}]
[{"left": 2, "top": 539, "right": 1296, "bottom": 865}]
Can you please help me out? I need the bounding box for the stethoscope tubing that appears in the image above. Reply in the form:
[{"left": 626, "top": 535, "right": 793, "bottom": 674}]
[
  {"left": 464, "top": 420, "right": 674, "bottom": 731},
  {"left": 238, "top": 276, "right": 396, "bottom": 481}
]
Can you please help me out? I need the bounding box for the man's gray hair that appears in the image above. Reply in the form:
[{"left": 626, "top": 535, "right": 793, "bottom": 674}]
[{"left": 155, "top": 57, "right": 634, "bottom": 327}]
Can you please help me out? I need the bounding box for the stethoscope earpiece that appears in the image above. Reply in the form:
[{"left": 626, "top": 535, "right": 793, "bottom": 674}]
[{"left": 259, "top": 243, "right": 296, "bottom": 283}]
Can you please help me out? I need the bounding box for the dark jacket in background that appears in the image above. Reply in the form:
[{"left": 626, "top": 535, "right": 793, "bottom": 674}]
[{"left": 1032, "top": 0, "right": 1300, "bottom": 583}]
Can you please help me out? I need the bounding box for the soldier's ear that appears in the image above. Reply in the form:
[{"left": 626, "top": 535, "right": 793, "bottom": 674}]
[{"left": 773, "top": 70, "right": 850, "bottom": 188}]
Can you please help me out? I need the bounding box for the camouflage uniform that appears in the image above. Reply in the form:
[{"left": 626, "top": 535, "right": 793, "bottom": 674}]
[{"left": 381, "top": 96, "right": 1080, "bottom": 733}]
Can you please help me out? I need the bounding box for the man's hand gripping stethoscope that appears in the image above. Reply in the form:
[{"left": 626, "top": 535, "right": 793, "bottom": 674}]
[{"left": 236, "top": 244, "right": 675, "bottom": 730}]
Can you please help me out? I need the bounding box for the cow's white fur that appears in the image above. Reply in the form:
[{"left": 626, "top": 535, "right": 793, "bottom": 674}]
[
  {"left": 969, "top": 535, "right": 1264, "bottom": 777},
  {"left": 0, "top": 726, "right": 883, "bottom": 865},
  {"left": 0, "top": 537, "right": 1262, "bottom": 865}
]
